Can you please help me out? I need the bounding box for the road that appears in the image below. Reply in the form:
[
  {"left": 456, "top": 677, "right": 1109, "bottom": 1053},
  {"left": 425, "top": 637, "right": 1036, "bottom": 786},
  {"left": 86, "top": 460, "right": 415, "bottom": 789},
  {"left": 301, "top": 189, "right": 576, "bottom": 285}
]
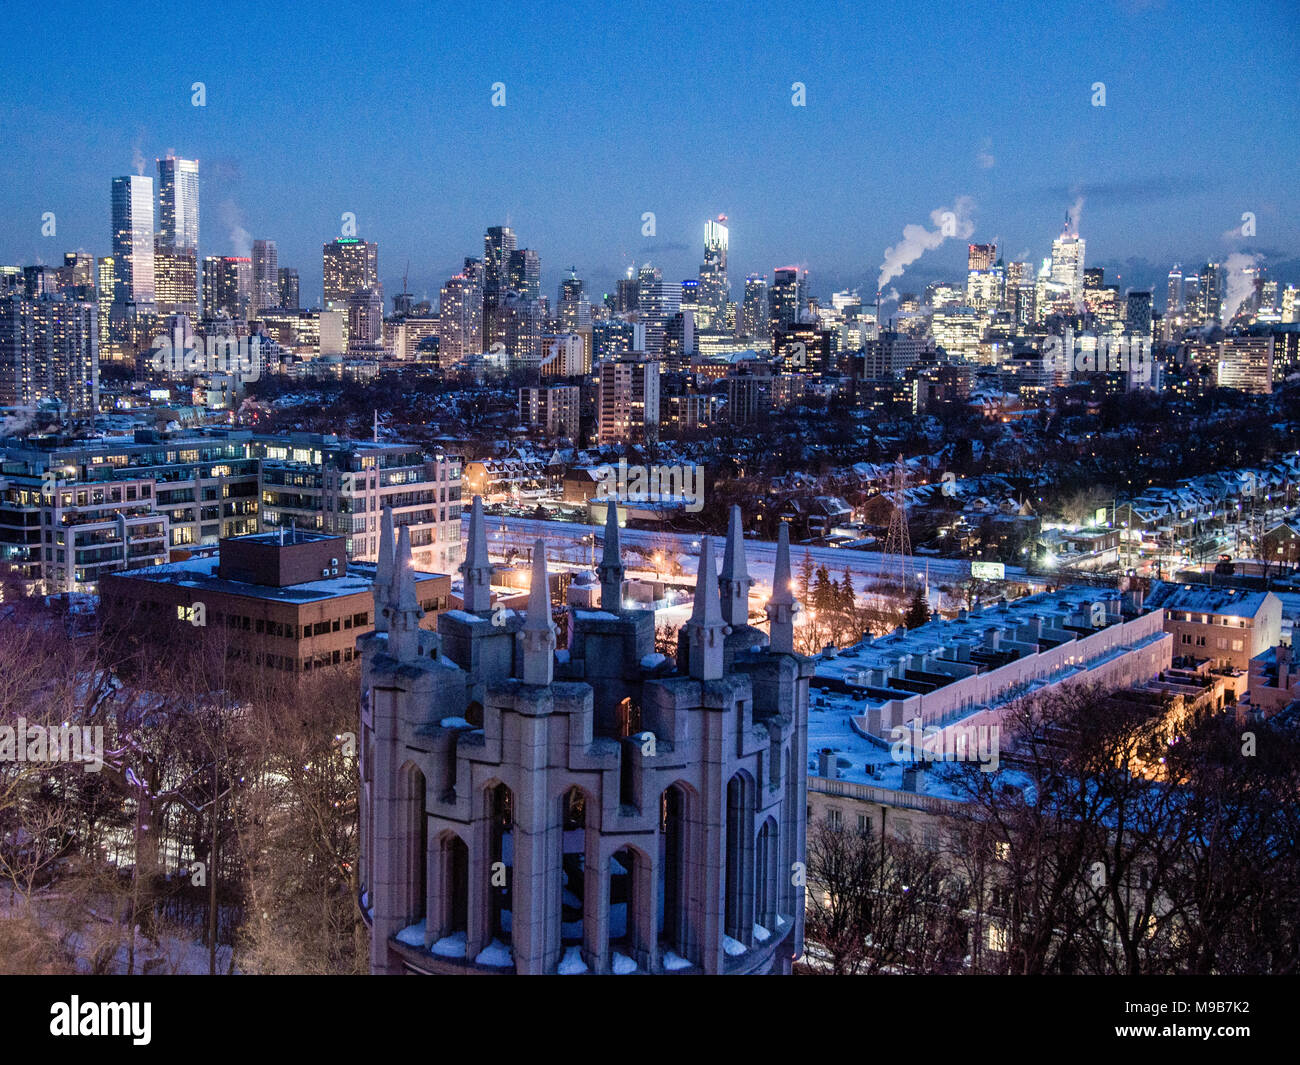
[{"left": 466, "top": 512, "right": 1048, "bottom": 596}]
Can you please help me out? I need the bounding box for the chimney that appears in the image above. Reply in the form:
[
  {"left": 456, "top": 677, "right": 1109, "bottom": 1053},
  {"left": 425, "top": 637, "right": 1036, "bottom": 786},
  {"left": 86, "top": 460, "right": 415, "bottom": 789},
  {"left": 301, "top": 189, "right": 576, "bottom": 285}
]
[{"left": 817, "top": 748, "right": 839, "bottom": 779}]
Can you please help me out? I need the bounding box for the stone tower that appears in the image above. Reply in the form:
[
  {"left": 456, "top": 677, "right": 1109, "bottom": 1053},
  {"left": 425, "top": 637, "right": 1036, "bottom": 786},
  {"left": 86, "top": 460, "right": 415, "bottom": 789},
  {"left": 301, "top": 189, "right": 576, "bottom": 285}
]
[{"left": 358, "top": 498, "right": 811, "bottom": 974}]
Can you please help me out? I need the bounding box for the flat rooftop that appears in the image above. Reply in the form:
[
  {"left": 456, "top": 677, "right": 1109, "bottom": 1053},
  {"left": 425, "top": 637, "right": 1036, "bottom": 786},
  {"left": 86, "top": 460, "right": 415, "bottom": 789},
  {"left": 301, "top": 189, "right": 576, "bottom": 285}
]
[{"left": 109, "top": 555, "right": 445, "bottom": 604}]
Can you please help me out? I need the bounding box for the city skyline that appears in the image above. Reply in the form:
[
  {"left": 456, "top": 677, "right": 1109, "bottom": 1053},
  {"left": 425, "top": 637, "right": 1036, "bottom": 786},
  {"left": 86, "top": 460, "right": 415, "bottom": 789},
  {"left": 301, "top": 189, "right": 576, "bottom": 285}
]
[{"left": 1, "top": 0, "right": 1296, "bottom": 307}]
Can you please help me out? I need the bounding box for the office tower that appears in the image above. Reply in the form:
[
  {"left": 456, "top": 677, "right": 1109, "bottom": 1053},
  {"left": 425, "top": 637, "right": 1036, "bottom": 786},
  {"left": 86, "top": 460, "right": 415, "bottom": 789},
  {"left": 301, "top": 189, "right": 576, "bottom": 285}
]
[
  {"left": 438, "top": 272, "right": 483, "bottom": 367},
  {"left": 966, "top": 264, "right": 1004, "bottom": 313},
  {"left": 1166, "top": 266, "right": 1183, "bottom": 313},
  {"left": 58, "top": 253, "right": 96, "bottom": 301},
  {"left": 157, "top": 156, "right": 199, "bottom": 251},
  {"left": 697, "top": 215, "right": 730, "bottom": 325},
  {"left": 110, "top": 175, "right": 156, "bottom": 307},
  {"left": 768, "top": 267, "right": 802, "bottom": 337},
  {"left": 0, "top": 294, "right": 99, "bottom": 417},
  {"left": 1261, "top": 280, "right": 1279, "bottom": 315},
  {"left": 1195, "top": 262, "right": 1222, "bottom": 323},
  {"left": 507, "top": 248, "right": 540, "bottom": 302},
  {"left": 1005, "top": 261, "right": 1035, "bottom": 326},
  {"left": 278, "top": 267, "right": 300, "bottom": 311},
  {"left": 558, "top": 273, "right": 591, "bottom": 333},
  {"left": 1050, "top": 231, "right": 1086, "bottom": 308},
  {"left": 597, "top": 354, "right": 659, "bottom": 443},
  {"left": 203, "top": 256, "right": 252, "bottom": 319},
  {"left": 322, "top": 237, "right": 378, "bottom": 311},
  {"left": 1217, "top": 336, "right": 1274, "bottom": 394},
  {"left": 153, "top": 243, "right": 199, "bottom": 318},
  {"left": 1125, "top": 291, "right": 1153, "bottom": 336},
  {"left": 1282, "top": 286, "right": 1298, "bottom": 324},
  {"left": 967, "top": 243, "right": 997, "bottom": 272},
  {"left": 616, "top": 273, "right": 639, "bottom": 313},
  {"left": 252, "top": 239, "right": 279, "bottom": 316},
  {"left": 741, "top": 274, "right": 767, "bottom": 338}
]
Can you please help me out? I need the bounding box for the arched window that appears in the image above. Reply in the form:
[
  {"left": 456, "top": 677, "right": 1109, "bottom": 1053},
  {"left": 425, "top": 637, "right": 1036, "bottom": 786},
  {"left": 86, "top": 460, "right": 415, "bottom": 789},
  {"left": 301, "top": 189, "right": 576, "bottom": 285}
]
[
  {"left": 724, "top": 772, "right": 755, "bottom": 944},
  {"left": 487, "top": 783, "right": 513, "bottom": 944},
  {"left": 609, "top": 846, "right": 646, "bottom": 970},
  {"left": 755, "top": 817, "right": 779, "bottom": 932},
  {"left": 436, "top": 833, "right": 469, "bottom": 945},
  {"left": 561, "top": 788, "right": 587, "bottom": 947},
  {"left": 399, "top": 763, "right": 427, "bottom": 924},
  {"left": 658, "top": 784, "right": 689, "bottom": 955}
]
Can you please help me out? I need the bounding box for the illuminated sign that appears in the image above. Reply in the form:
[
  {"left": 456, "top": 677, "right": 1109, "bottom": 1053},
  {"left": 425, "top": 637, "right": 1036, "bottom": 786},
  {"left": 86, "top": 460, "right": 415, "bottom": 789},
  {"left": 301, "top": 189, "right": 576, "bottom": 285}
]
[{"left": 971, "top": 561, "right": 1005, "bottom": 580}]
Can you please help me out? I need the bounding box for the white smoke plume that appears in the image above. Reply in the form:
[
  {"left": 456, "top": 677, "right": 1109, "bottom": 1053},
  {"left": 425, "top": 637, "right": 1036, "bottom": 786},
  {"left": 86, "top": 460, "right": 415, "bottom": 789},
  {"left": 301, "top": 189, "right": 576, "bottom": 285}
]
[
  {"left": 1222, "top": 251, "right": 1261, "bottom": 323},
  {"left": 220, "top": 199, "right": 252, "bottom": 257},
  {"left": 877, "top": 196, "right": 976, "bottom": 289},
  {"left": 1066, "top": 195, "right": 1084, "bottom": 236},
  {"left": 132, "top": 139, "right": 147, "bottom": 177}
]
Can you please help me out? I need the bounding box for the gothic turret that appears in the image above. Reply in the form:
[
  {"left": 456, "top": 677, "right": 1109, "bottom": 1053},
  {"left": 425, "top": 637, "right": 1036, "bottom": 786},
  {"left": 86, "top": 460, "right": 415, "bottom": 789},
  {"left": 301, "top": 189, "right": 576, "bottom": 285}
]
[
  {"left": 682, "top": 535, "right": 726, "bottom": 680},
  {"left": 719, "top": 505, "right": 753, "bottom": 628},
  {"left": 461, "top": 495, "right": 492, "bottom": 615},
  {"left": 597, "top": 500, "right": 625, "bottom": 612},
  {"left": 765, "top": 521, "right": 796, "bottom": 654},
  {"left": 374, "top": 505, "right": 395, "bottom": 633},
  {"left": 521, "top": 539, "right": 556, "bottom": 686}
]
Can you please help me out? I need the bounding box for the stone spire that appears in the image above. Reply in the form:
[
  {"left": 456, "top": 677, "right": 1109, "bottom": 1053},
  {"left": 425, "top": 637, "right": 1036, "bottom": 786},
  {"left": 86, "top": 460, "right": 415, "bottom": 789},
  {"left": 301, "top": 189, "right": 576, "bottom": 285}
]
[
  {"left": 597, "top": 500, "right": 625, "bottom": 612},
  {"left": 765, "top": 521, "right": 796, "bottom": 654},
  {"left": 388, "top": 524, "right": 424, "bottom": 661},
  {"left": 461, "top": 495, "right": 492, "bottom": 615},
  {"left": 374, "top": 505, "right": 395, "bottom": 633},
  {"left": 683, "top": 535, "right": 726, "bottom": 680},
  {"left": 719, "top": 504, "right": 753, "bottom": 628},
  {"left": 521, "top": 539, "right": 556, "bottom": 686}
]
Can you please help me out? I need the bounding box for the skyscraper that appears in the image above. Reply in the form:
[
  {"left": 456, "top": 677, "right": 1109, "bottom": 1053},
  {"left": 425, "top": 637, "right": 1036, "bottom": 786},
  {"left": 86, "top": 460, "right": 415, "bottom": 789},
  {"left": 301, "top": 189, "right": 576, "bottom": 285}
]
[
  {"left": 507, "top": 248, "right": 540, "bottom": 302},
  {"left": 741, "top": 275, "right": 767, "bottom": 338},
  {"left": 153, "top": 244, "right": 199, "bottom": 318},
  {"left": 322, "top": 238, "right": 378, "bottom": 311},
  {"left": 278, "top": 267, "right": 300, "bottom": 311},
  {"left": 1050, "top": 231, "right": 1086, "bottom": 309},
  {"left": 110, "top": 175, "right": 156, "bottom": 308},
  {"left": 438, "top": 272, "right": 484, "bottom": 367},
  {"left": 252, "top": 239, "right": 279, "bottom": 317},
  {"left": 1166, "top": 266, "right": 1183, "bottom": 313},
  {"left": 157, "top": 156, "right": 199, "bottom": 251},
  {"left": 1125, "top": 291, "right": 1153, "bottom": 337},
  {"left": 967, "top": 243, "right": 997, "bottom": 272},
  {"left": 768, "top": 267, "right": 802, "bottom": 337},
  {"left": 203, "top": 256, "right": 252, "bottom": 319},
  {"left": 698, "top": 215, "right": 730, "bottom": 324},
  {"left": 1195, "top": 262, "right": 1222, "bottom": 324},
  {"left": 0, "top": 294, "right": 99, "bottom": 417}
]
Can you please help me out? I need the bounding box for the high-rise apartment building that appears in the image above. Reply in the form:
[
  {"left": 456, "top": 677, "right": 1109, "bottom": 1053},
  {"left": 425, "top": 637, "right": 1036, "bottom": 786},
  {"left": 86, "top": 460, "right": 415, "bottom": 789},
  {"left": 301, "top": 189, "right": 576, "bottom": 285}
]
[
  {"left": 437, "top": 272, "right": 484, "bottom": 367},
  {"left": 597, "top": 354, "right": 660, "bottom": 443},
  {"left": 768, "top": 268, "right": 803, "bottom": 337},
  {"left": 157, "top": 156, "right": 199, "bottom": 251},
  {"left": 203, "top": 256, "right": 252, "bottom": 320},
  {"left": 110, "top": 175, "right": 156, "bottom": 308},
  {"left": 252, "top": 239, "right": 279, "bottom": 317},
  {"left": 153, "top": 243, "right": 199, "bottom": 318},
  {"left": 507, "top": 248, "right": 540, "bottom": 302},
  {"left": 741, "top": 274, "right": 768, "bottom": 339},
  {"left": 278, "top": 267, "right": 300, "bottom": 311},
  {"left": 323, "top": 238, "right": 379, "bottom": 312},
  {"left": 0, "top": 294, "right": 99, "bottom": 417}
]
